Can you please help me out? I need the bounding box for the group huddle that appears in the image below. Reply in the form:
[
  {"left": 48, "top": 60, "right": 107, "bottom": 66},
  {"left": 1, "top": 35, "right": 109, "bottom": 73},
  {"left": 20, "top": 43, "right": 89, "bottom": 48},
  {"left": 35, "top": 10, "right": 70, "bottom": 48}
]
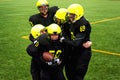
[{"left": 26, "top": 0, "right": 92, "bottom": 80}]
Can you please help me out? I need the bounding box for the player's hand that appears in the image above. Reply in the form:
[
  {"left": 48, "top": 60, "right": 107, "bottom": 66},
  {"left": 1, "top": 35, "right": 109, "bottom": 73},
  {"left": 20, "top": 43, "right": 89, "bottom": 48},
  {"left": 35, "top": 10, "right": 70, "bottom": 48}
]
[
  {"left": 83, "top": 41, "right": 92, "bottom": 48},
  {"left": 53, "top": 58, "right": 61, "bottom": 65},
  {"left": 47, "top": 58, "right": 62, "bottom": 66},
  {"left": 60, "top": 36, "right": 65, "bottom": 42}
]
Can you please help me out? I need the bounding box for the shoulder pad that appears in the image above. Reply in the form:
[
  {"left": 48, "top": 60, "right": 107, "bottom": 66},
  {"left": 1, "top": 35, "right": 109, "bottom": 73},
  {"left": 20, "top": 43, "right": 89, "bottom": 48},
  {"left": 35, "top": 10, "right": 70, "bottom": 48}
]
[{"left": 49, "top": 6, "right": 59, "bottom": 14}]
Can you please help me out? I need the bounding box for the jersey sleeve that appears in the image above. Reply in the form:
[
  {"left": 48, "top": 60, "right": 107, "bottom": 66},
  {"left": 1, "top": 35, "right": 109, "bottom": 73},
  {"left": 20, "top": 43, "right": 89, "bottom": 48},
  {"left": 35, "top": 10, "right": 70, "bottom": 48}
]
[
  {"left": 29, "top": 14, "right": 39, "bottom": 27},
  {"left": 29, "top": 16, "right": 35, "bottom": 27},
  {"left": 85, "top": 22, "right": 91, "bottom": 41},
  {"left": 49, "top": 6, "right": 59, "bottom": 14},
  {"left": 26, "top": 43, "right": 42, "bottom": 57},
  {"left": 63, "top": 33, "right": 85, "bottom": 47}
]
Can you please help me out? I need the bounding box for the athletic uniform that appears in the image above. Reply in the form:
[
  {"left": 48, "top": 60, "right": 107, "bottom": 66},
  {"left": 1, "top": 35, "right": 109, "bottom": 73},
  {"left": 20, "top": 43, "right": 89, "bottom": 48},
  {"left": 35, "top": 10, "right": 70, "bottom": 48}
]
[
  {"left": 26, "top": 34, "right": 66, "bottom": 80},
  {"left": 63, "top": 16, "right": 92, "bottom": 80}
]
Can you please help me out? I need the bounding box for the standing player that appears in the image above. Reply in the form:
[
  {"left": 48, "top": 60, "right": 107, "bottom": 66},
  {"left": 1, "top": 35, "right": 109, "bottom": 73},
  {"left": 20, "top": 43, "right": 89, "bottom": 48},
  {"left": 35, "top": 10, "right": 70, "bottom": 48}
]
[
  {"left": 29, "top": 0, "right": 58, "bottom": 27},
  {"left": 60, "top": 4, "right": 92, "bottom": 80}
]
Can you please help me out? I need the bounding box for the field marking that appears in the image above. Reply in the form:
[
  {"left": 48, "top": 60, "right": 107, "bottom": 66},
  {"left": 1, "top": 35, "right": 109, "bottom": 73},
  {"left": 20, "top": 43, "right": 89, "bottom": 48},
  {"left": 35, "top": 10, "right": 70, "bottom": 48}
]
[
  {"left": 90, "top": 16, "right": 120, "bottom": 24},
  {"left": 90, "top": 16, "right": 120, "bottom": 56},
  {"left": 92, "top": 49, "right": 120, "bottom": 56},
  {"left": 22, "top": 35, "right": 29, "bottom": 40},
  {"left": 22, "top": 16, "right": 120, "bottom": 56}
]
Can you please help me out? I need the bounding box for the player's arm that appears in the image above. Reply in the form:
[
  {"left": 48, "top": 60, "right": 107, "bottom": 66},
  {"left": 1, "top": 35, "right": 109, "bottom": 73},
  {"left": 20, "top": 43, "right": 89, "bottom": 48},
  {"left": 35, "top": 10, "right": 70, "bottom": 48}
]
[
  {"left": 26, "top": 43, "right": 40, "bottom": 57},
  {"left": 26, "top": 35, "right": 43, "bottom": 57},
  {"left": 62, "top": 33, "right": 86, "bottom": 47},
  {"left": 29, "top": 17, "right": 34, "bottom": 27},
  {"left": 49, "top": 6, "right": 59, "bottom": 14},
  {"left": 82, "top": 21, "right": 92, "bottom": 48},
  {"left": 29, "top": 15, "right": 38, "bottom": 27}
]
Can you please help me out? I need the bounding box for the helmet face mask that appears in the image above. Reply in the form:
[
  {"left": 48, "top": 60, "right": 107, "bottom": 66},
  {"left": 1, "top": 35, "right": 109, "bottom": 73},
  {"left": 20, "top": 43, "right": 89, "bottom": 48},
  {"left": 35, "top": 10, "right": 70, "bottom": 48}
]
[
  {"left": 68, "top": 13, "right": 76, "bottom": 23},
  {"left": 36, "top": 0, "right": 49, "bottom": 15},
  {"left": 38, "top": 5, "right": 49, "bottom": 9},
  {"left": 54, "top": 17, "right": 66, "bottom": 25},
  {"left": 38, "top": 5, "right": 49, "bottom": 15}
]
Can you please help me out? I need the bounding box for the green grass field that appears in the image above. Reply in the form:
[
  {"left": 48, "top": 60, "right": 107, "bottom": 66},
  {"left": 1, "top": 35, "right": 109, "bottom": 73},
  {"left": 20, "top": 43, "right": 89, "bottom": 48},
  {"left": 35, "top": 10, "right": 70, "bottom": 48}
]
[{"left": 0, "top": 0, "right": 120, "bottom": 80}]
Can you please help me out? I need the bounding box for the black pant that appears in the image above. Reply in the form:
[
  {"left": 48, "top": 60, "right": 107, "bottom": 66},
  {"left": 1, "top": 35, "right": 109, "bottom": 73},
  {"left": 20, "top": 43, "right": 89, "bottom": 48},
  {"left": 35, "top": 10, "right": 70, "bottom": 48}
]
[
  {"left": 40, "top": 63, "right": 66, "bottom": 80},
  {"left": 31, "top": 59, "right": 66, "bottom": 80},
  {"left": 65, "top": 48, "right": 91, "bottom": 80},
  {"left": 31, "top": 58, "right": 42, "bottom": 80}
]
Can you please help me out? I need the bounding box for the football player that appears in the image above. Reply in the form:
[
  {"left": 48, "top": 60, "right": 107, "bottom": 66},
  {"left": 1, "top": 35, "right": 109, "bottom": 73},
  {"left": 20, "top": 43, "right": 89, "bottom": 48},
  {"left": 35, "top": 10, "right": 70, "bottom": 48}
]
[
  {"left": 60, "top": 4, "right": 92, "bottom": 80},
  {"left": 29, "top": 0, "right": 59, "bottom": 27},
  {"left": 26, "top": 23, "right": 66, "bottom": 80},
  {"left": 27, "top": 24, "right": 46, "bottom": 80}
]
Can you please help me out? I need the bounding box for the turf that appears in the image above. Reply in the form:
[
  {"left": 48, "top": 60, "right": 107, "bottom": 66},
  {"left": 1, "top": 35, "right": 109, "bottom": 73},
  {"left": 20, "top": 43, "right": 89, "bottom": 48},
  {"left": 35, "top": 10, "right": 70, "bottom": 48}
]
[{"left": 0, "top": 0, "right": 120, "bottom": 80}]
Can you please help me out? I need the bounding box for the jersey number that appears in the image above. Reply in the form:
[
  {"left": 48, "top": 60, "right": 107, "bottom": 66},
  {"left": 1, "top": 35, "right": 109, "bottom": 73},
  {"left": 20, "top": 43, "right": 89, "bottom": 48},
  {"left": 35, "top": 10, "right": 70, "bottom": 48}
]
[
  {"left": 80, "top": 25, "right": 85, "bottom": 32},
  {"left": 49, "top": 50, "right": 62, "bottom": 58}
]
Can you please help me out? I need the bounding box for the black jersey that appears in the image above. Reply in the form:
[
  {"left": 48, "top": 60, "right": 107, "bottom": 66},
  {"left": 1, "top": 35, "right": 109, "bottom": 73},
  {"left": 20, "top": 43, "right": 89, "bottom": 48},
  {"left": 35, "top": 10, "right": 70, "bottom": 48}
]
[
  {"left": 64, "top": 17, "right": 92, "bottom": 80},
  {"left": 29, "top": 6, "right": 59, "bottom": 27},
  {"left": 37, "top": 34, "right": 64, "bottom": 60},
  {"left": 27, "top": 34, "right": 65, "bottom": 65},
  {"left": 63, "top": 16, "right": 91, "bottom": 47}
]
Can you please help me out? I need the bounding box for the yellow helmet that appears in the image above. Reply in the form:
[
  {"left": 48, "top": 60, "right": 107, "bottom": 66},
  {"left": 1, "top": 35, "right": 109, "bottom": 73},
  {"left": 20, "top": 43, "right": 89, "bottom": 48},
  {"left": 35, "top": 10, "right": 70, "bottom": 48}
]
[
  {"left": 47, "top": 23, "right": 61, "bottom": 35},
  {"left": 31, "top": 24, "right": 45, "bottom": 39},
  {"left": 54, "top": 8, "right": 68, "bottom": 24},
  {"left": 36, "top": 0, "right": 49, "bottom": 7},
  {"left": 67, "top": 4, "right": 84, "bottom": 21}
]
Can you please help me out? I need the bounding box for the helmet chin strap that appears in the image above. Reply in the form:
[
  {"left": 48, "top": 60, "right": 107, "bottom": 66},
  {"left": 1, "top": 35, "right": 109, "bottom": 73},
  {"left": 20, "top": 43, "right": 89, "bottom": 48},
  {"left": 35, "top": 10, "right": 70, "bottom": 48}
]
[
  {"left": 71, "top": 20, "right": 76, "bottom": 23},
  {"left": 40, "top": 12, "right": 48, "bottom": 18},
  {"left": 69, "top": 19, "right": 76, "bottom": 23}
]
